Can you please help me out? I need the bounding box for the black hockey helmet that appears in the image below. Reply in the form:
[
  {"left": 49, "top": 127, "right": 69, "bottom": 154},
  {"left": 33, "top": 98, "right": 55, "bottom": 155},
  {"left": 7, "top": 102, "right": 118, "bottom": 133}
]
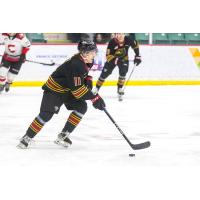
[{"left": 78, "top": 40, "right": 97, "bottom": 53}]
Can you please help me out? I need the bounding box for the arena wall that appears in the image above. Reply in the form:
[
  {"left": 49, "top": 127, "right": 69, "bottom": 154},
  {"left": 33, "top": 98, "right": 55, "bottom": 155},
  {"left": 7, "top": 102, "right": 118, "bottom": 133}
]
[{"left": 1, "top": 44, "right": 200, "bottom": 86}]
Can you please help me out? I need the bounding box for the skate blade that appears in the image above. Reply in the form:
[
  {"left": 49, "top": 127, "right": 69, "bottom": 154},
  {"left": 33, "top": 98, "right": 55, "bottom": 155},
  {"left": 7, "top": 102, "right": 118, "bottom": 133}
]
[
  {"left": 54, "top": 140, "right": 70, "bottom": 148},
  {"left": 16, "top": 143, "right": 28, "bottom": 149},
  {"left": 118, "top": 95, "right": 123, "bottom": 101}
]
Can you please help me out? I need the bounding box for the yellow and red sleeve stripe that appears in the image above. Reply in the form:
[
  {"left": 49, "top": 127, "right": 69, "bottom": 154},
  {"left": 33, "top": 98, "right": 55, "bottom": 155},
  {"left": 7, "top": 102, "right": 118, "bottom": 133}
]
[
  {"left": 45, "top": 76, "right": 69, "bottom": 93},
  {"left": 106, "top": 55, "right": 115, "bottom": 62},
  {"left": 71, "top": 85, "right": 89, "bottom": 99}
]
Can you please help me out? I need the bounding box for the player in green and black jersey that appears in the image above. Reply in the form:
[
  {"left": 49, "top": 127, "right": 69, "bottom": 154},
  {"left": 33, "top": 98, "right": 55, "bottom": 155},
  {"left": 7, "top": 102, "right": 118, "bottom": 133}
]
[{"left": 93, "top": 33, "right": 142, "bottom": 100}]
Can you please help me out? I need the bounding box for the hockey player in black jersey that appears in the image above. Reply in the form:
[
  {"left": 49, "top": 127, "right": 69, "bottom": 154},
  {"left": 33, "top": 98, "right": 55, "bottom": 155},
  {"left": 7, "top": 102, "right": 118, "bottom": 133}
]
[
  {"left": 17, "top": 40, "right": 106, "bottom": 149},
  {"left": 93, "top": 33, "right": 142, "bottom": 101}
]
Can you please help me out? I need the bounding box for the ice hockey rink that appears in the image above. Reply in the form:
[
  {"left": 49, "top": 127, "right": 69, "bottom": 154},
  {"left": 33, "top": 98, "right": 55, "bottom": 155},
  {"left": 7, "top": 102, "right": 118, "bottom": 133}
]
[
  {"left": 1, "top": 85, "right": 200, "bottom": 167},
  {"left": 1, "top": 86, "right": 200, "bottom": 200}
]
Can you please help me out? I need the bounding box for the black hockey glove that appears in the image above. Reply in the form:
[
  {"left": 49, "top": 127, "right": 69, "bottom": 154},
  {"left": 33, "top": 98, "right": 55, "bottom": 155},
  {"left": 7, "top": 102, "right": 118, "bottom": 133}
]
[
  {"left": 134, "top": 55, "right": 141, "bottom": 66},
  {"left": 19, "top": 54, "right": 26, "bottom": 63},
  {"left": 84, "top": 75, "right": 93, "bottom": 90},
  {"left": 91, "top": 94, "right": 106, "bottom": 110}
]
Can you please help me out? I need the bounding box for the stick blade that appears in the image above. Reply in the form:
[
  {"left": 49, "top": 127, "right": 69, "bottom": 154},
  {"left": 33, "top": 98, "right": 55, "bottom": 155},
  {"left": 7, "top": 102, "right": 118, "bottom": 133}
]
[
  {"left": 43, "top": 62, "right": 55, "bottom": 66},
  {"left": 131, "top": 141, "right": 151, "bottom": 150},
  {"left": 49, "top": 62, "right": 55, "bottom": 66}
]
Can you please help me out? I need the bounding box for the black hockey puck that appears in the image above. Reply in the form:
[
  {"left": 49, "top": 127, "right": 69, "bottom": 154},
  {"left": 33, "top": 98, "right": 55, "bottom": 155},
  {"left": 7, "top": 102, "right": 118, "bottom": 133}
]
[{"left": 129, "top": 153, "right": 135, "bottom": 157}]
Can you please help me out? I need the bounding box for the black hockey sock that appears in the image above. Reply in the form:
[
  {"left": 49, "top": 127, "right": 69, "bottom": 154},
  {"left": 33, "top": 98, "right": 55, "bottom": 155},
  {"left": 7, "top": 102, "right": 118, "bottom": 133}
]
[
  {"left": 62, "top": 111, "right": 83, "bottom": 133},
  {"left": 25, "top": 117, "right": 45, "bottom": 138},
  {"left": 117, "top": 76, "right": 126, "bottom": 89}
]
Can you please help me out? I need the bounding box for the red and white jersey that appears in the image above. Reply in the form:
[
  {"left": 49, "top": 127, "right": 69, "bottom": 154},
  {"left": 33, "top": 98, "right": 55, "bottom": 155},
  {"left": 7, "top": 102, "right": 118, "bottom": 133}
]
[{"left": 0, "top": 33, "right": 31, "bottom": 62}]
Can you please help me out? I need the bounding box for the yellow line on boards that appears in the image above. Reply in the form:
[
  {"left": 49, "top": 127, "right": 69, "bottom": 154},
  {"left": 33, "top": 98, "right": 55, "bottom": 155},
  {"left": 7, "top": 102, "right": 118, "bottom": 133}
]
[{"left": 12, "top": 80, "right": 200, "bottom": 87}]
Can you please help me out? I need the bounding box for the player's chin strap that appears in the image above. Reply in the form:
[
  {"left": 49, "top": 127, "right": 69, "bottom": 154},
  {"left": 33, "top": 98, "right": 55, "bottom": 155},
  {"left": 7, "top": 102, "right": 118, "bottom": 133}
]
[{"left": 103, "top": 107, "right": 151, "bottom": 151}]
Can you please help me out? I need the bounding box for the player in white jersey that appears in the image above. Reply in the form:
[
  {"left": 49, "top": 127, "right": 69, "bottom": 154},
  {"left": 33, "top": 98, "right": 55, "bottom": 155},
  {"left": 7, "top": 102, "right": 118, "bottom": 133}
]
[{"left": 0, "top": 33, "right": 31, "bottom": 92}]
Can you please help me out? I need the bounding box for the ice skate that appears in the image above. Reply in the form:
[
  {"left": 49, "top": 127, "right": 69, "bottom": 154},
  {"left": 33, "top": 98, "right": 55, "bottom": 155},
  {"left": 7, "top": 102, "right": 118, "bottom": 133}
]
[
  {"left": 5, "top": 82, "right": 11, "bottom": 92},
  {"left": 118, "top": 94, "right": 123, "bottom": 101},
  {"left": 117, "top": 87, "right": 124, "bottom": 101},
  {"left": 17, "top": 135, "right": 32, "bottom": 149},
  {"left": 54, "top": 132, "right": 72, "bottom": 148},
  {"left": 0, "top": 84, "right": 5, "bottom": 93}
]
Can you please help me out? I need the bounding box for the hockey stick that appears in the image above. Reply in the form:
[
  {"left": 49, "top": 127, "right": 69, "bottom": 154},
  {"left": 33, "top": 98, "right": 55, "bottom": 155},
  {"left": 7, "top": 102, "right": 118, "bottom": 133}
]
[
  {"left": 122, "top": 63, "right": 137, "bottom": 92},
  {"left": 0, "top": 55, "right": 55, "bottom": 66},
  {"left": 103, "top": 107, "right": 151, "bottom": 150},
  {"left": 25, "top": 59, "right": 55, "bottom": 66}
]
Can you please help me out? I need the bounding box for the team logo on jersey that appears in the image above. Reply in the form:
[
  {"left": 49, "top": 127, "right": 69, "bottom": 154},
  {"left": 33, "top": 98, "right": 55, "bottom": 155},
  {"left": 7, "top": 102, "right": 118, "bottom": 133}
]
[
  {"left": 8, "top": 44, "right": 16, "bottom": 53},
  {"left": 74, "top": 77, "right": 82, "bottom": 86},
  {"left": 114, "top": 48, "right": 126, "bottom": 58}
]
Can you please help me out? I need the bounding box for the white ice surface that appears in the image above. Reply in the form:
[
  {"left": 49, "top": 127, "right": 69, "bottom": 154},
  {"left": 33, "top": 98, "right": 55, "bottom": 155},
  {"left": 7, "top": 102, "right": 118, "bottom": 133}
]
[
  {"left": 1, "top": 86, "right": 200, "bottom": 167},
  {"left": 1, "top": 86, "right": 200, "bottom": 200}
]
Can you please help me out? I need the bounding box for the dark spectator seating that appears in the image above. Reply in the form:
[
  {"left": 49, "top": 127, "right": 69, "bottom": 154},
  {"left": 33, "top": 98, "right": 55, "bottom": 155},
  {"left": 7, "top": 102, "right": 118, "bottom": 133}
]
[
  {"left": 184, "top": 33, "right": 200, "bottom": 44},
  {"left": 168, "top": 33, "right": 186, "bottom": 44},
  {"left": 26, "top": 33, "right": 47, "bottom": 43},
  {"left": 153, "top": 33, "right": 170, "bottom": 44},
  {"left": 135, "top": 33, "right": 149, "bottom": 44},
  {"left": 25, "top": 33, "right": 200, "bottom": 44}
]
